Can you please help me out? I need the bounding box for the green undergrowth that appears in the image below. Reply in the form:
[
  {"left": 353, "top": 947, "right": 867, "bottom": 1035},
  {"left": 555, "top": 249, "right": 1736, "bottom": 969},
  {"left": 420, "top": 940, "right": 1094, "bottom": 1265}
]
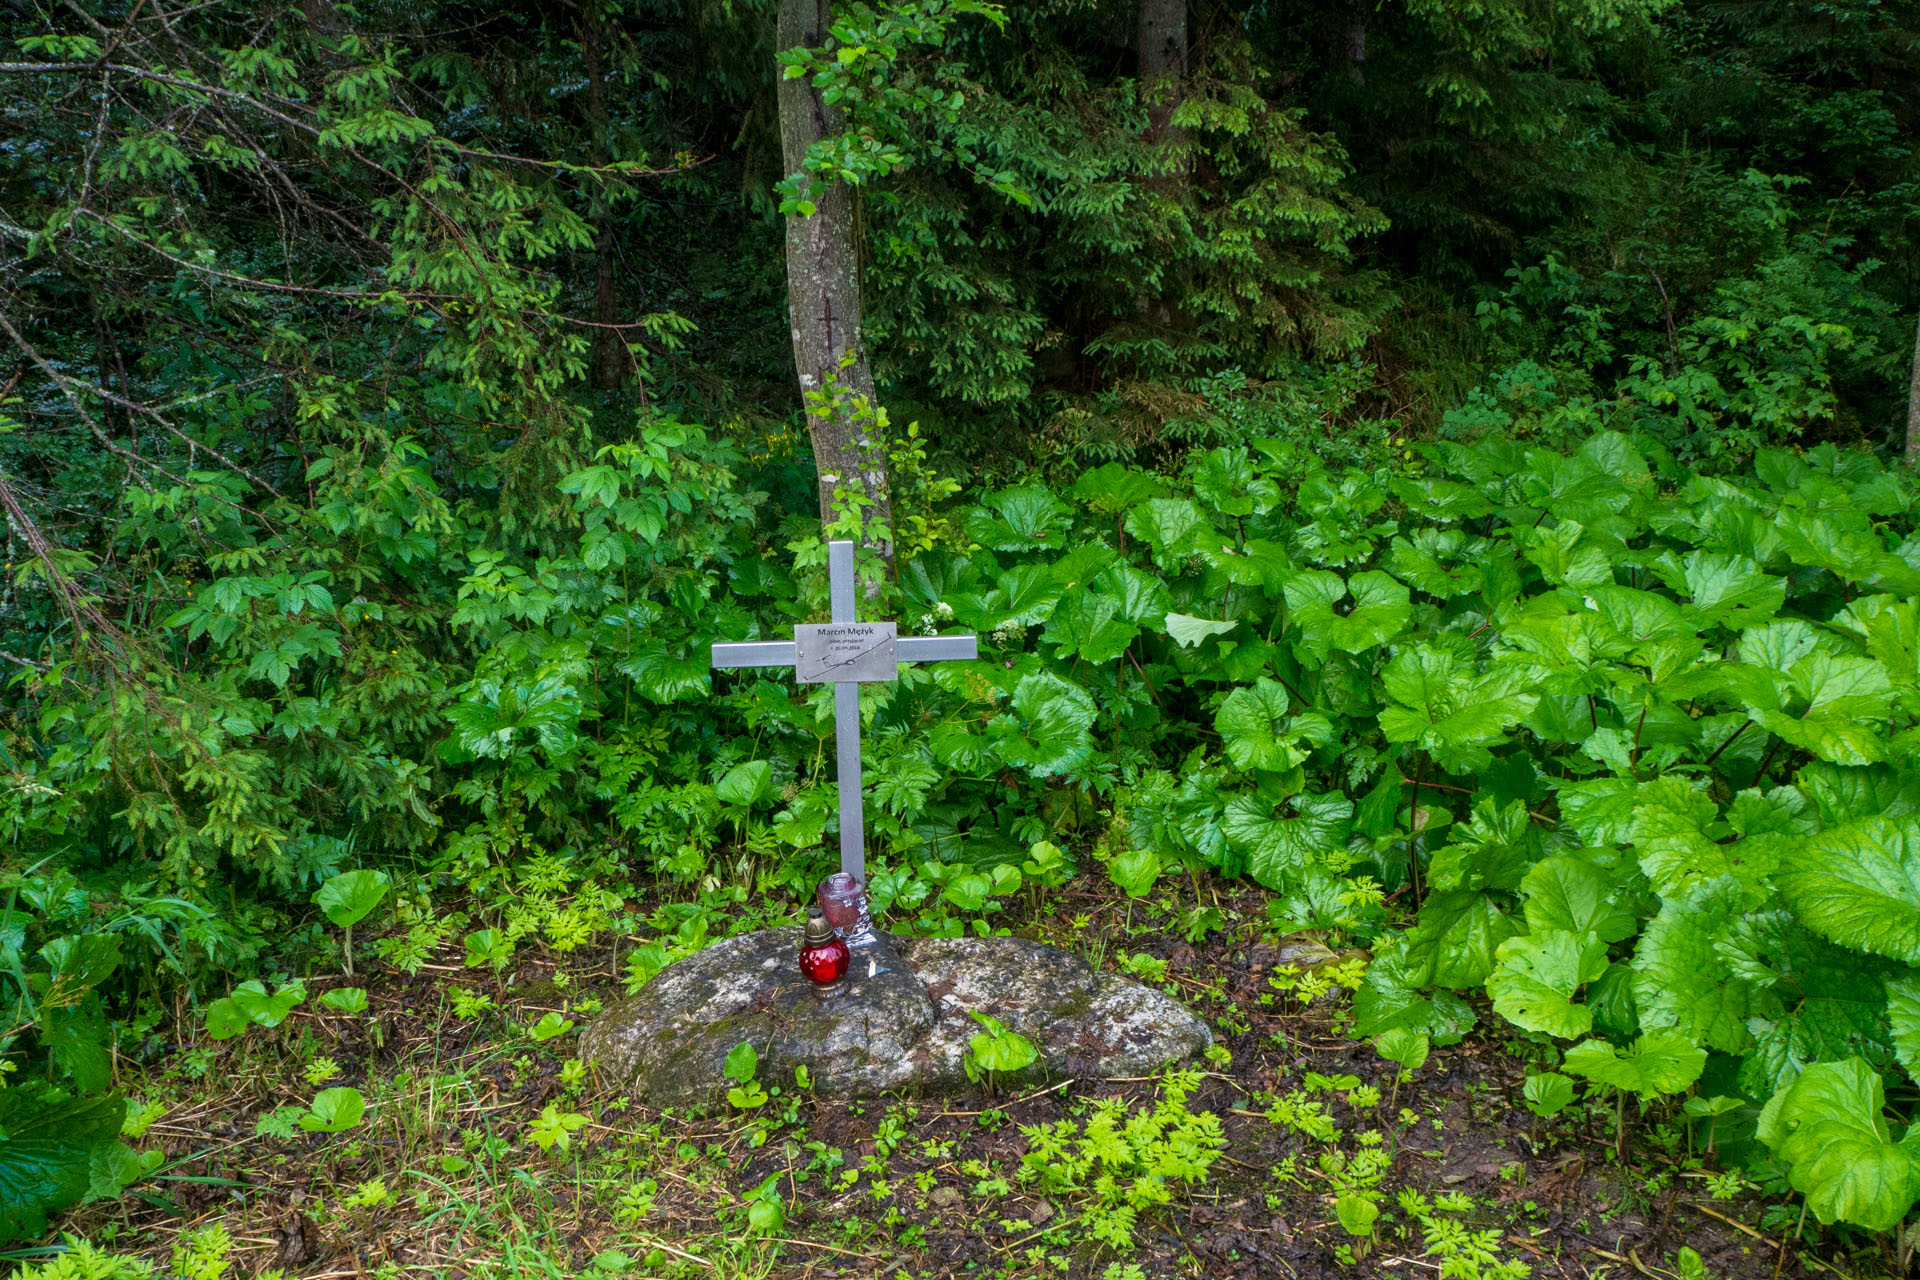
[
  {"left": 0, "top": 889, "right": 1855, "bottom": 1280},
  {"left": 7, "top": 426, "right": 1920, "bottom": 1245}
]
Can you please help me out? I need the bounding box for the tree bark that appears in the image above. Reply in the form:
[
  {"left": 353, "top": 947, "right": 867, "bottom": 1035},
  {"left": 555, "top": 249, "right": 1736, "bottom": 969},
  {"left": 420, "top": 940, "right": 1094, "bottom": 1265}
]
[
  {"left": 777, "top": 0, "right": 893, "bottom": 564},
  {"left": 1907, "top": 308, "right": 1920, "bottom": 463},
  {"left": 582, "top": 5, "right": 625, "bottom": 393},
  {"left": 1138, "top": 0, "right": 1187, "bottom": 148}
]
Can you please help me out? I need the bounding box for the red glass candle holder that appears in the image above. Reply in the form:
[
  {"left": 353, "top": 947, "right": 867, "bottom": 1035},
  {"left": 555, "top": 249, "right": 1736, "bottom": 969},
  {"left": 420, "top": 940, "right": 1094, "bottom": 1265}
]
[{"left": 799, "top": 909, "right": 850, "bottom": 986}]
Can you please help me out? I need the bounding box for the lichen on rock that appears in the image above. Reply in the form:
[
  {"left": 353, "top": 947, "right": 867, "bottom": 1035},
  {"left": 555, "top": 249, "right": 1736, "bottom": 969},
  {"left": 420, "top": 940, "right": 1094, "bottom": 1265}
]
[{"left": 583, "top": 931, "right": 1211, "bottom": 1104}]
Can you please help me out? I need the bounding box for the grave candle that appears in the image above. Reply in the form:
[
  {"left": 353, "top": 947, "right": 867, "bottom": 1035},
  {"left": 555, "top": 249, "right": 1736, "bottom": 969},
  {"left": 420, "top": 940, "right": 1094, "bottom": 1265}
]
[
  {"left": 817, "top": 870, "right": 875, "bottom": 950},
  {"left": 798, "top": 909, "right": 850, "bottom": 986}
]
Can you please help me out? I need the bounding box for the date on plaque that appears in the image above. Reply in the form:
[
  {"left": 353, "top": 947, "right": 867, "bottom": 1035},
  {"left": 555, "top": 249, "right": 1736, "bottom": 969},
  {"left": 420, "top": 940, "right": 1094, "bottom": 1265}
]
[{"left": 794, "top": 622, "right": 898, "bottom": 684}]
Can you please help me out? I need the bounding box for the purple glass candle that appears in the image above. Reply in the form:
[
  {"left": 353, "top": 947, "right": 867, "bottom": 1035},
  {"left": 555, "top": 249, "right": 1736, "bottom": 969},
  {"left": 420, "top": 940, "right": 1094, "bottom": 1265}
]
[{"left": 817, "top": 871, "right": 876, "bottom": 949}]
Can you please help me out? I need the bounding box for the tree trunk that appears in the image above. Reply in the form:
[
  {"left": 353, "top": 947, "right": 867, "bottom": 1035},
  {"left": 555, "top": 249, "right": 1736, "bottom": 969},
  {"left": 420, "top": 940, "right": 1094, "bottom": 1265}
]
[
  {"left": 1907, "top": 308, "right": 1920, "bottom": 463},
  {"left": 777, "top": 0, "right": 893, "bottom": 565},
  {"left": 1345, "top": 0, "right": 1368, "bottom": 87},
  {"left": 1138, "top": 0, "right": 1187, "bottom": 148},
  {"left": 582, "top": 5, "right": 625, "bottom": 393}
]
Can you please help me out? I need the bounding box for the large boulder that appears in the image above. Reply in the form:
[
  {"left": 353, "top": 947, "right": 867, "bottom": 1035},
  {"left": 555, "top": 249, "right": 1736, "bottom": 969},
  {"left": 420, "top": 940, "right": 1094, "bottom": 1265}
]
[{"left": 583, "top": 930, "right": 1211, "bottom": 1105}]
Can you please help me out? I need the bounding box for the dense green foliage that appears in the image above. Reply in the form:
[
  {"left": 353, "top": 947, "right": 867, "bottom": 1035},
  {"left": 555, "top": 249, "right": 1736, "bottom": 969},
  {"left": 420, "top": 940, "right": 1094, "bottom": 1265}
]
[{"left": 1, "top": 0, "right": 1917, "bottom": 1250}]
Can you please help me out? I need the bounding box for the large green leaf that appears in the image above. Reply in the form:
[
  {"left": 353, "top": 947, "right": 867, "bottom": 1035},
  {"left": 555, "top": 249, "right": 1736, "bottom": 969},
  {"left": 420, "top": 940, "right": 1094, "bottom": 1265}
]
[
  {"left": 1631, "top": 878, "right": 1756, "bottom": 1054},
  {"left": 1427, "top": 799, "right": 1550, "bottom": 894},
  {"left": 1653, "top": 550, "right": 1785, "bottom": 630},
  {"left": 1378, "top": 644, "right": 1536, "bottom": 766},
  {"left": 1519, "top": 856, "right": 1636, "bottom": 942},
  {"left": 1398, "top": 892, "right": 1521, "bottom": 990},
  {"left": 1215, "top": 678, "right": 1331, "bottom": 773},
  {"left": 1562, "top": 1028, "right": 1706, "bottom": 1099},
  {"left": 1778, "top": 817, "right": 1920, "bottom": 964},
  {"left": 1285, "top": 570, "right": 1410, "bottom": 657},
  {"left": 1069, "top": 463, "right": 1167, "bottom": 514},
  {"left": 1756, "top": 1057, "right": 1920, "bottom": 1231},
  {"left": 1124, "top": 498, "right": 1215, "bottom": 568},
  {"left": 1164, "top": 613, "right": 1239, "bottom": 648},
  {"left": 965, "top": 485, "right": 1073, "bottom": 550},
  {"left": 1041, "top": 589, "right": 1139, "bottom": 664},
  {"left": 0, "top": 1084, "right": 126, "bottom": 1242},
  {"left": 1887, "top": 975, "right": 1920, "bottom": 1077},
  {"left": 1487, "top": 930, "right": 1606, "bottom": 1039},
  {"left": 1222, "top": 792, "right": 1353, "bottom": 891},
  {"left": 990, "top": 673, "right": 1095, "bottom": 779},
  {"left": 313, "top": 870, "right": 390, "bottom": 929},
  {"left": 716, "top": 760, "right": 774, "bottom": 807}
]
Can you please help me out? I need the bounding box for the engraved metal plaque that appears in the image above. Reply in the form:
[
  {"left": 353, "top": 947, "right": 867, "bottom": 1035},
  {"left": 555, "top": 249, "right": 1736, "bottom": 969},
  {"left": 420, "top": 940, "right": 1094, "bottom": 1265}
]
[{"left": 794, "top": 622, "right": 898, "bottom": 684}]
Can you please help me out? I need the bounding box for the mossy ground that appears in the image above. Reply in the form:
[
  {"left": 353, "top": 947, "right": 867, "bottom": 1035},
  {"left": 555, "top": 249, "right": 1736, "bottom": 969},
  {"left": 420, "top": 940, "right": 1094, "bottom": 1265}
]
[{"left": 21, "top": 883, "right": 1863, "bottom": 1280}]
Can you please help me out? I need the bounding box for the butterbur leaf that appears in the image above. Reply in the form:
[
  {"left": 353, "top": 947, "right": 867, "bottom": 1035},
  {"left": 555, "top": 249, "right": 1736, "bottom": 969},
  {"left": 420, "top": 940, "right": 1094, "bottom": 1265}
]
[
  {"left": 1400, "top": 892, "right": 1521, "bottom": 990},
  {"left": 1041, "top": 590, "right": 1139, "bottom": 664},
  {"left": 1108, "top": 848, "right": 1161, "bottom": 898},
  {"left": 1285, "top": 570, "right": 1410, "bottom": 657},
  {"left": 1561, "top": 1028, "right": 1706, "bottom": 1099},
  {"left": 204, "top": 997, "right": 250, "bottom": 1040},
  {"left": 1216, "top": 678, "right": 1299, "bottom": 773},
  {"left": 965, "top": 486, "right": 1072, "bottom": 550},
  {"left": 299, "top": 1086, "right": 366, "bottom": 1133},
  {"left": 1373, "top": 1027, "right": 1430, "bottom": 1071},
  {"left": 1523, "top": 1072, "right": 1576, "bottom": 1118},
  {"left": 1124, "top": 498, "right": 1215, "bottom": 567},
  {"left": 724, "top": 1041, "right": 759, "bottom": 1085},
  {"left": 1886, "top": 976, "right": 1920, "bottom": 1076},
  {"left": 1631, "top": 878, "right": 1756, "bottom": 1054},
  {"left": 988, "top": 672, "right": 1095, "bottom": 779},
  {"left": 716, "top": 760, "right": 774, "bottom": 807},
  {"left": 1777, "top": 817, "right": 1920, "bottom": 964},
  {"left": 1070, "top": 463, "right": 1166, "bottom": 513},
  {"left": 317, "top": 987, "right": 369, "bottom": 1014},
  {"left": 1653, "top": 550, "right": 1785, "bottom": 630},
  {"left": 1223, "top": 793, "right": 1353, "bottom": 893},
  {"left": 1164, "top": 613, "right": 1238, "bottom": 648},
  {"left": 229, "top": 979, "right": 305, "bottom": 1028},
  {"left": 1756, "top": 1057, "right": 1920, "bottom": 1231},
  {"left": 1520, "top": 857, "right": 1636, "bottom": 943},
  {"left": 0, "top": 1084, "right": 126, "bottom": 1241},
  {"left": 1487, "top": 931, "right": 1606, "bottom": 1039},
  {"left": 313, "top": 869, "right": 390, "bottom": 929}
]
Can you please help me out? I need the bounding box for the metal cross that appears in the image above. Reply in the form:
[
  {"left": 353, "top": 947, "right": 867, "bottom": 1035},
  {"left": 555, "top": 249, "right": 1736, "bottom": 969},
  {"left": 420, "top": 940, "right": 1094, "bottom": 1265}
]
[{"left": 709, "top": 540, "right": 977, "bottom": 885}]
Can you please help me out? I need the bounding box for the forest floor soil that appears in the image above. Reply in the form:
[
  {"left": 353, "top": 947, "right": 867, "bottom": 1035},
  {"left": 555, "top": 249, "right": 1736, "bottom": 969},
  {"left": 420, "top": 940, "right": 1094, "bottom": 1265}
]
[{"left": 56, "top": 885, "right": 1840, "bottom": 1280}]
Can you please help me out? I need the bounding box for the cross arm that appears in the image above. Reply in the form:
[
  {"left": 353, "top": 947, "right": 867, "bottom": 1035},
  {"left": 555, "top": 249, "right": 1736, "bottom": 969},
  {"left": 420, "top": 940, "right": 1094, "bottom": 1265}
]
[
  {"left": 896, "top": 634, "right": 977, "bottom": 663},
  {"left": 710, "top": 640, "right": 798, "bottom": 669}
]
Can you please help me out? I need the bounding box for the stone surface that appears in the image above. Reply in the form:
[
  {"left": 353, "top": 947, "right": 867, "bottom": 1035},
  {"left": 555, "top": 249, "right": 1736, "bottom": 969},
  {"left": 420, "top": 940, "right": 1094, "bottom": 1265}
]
[{"left": 584, "top": 930, "right": 1211, "bottom": 1104}]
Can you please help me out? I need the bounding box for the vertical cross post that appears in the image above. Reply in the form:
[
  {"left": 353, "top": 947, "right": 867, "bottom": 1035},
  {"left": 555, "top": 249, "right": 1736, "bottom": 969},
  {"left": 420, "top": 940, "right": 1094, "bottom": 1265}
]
[
  {"left": 828, "top": 540, "right": 865, "bottom": 880},
  {"left": 709, "top": 540, "right": 977, "bottom": 923}
]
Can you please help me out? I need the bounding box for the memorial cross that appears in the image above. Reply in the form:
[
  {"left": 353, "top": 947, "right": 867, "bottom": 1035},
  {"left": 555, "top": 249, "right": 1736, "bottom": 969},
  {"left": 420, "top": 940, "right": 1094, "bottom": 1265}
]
[{"left": 709, "top": 540, "right": 977, "bottom": 888}]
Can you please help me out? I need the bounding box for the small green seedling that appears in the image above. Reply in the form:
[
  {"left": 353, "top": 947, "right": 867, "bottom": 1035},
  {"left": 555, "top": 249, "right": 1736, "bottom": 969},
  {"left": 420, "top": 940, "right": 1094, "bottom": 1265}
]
[
  {"left": 529, "top": 1011, "right": 575, "bottom": 1042},
  {"left": 300, "top": 1086, "right": 366, "bottom": 1133},
  {"left": 317, "top": 986, "right": 369, "bottom": 1014},
  {"left": 529, "top": 1102, "right": 589, "bottom": 1153},
  {"left": 724, "top": 1041, "right": 768, "bottom": 1109},
  {"left": 963, "top": 1011, "right": 1037, "bottom": 1096},
  {"left": 313, "top": 870, "right": 390, "bottom": 976},
  {"left": 1681, "top": 1095, "right": 1742, "bottom": 1154},
  {"left": 743, "top": 1171, "right": 786, "bottom": 1235},
  {"left": 1523, "top": 1071, "right": 1575, "bottom": 1119},
  {"left": 1335, "top": 1189, "right": 1381, "bottom": 1253},
  {"left": 464, "top": 927, "right": 513, "bottom": 971},
  {"left": 206, "top": 979, "right": 306, "bottom": 1040}
]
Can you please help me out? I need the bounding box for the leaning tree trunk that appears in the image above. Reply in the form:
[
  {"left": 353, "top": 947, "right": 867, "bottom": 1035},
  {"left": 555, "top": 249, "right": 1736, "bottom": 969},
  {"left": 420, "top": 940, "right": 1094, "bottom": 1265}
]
[
  {"left": 1906, "top": 308, "right": 1920, "bottom": 463},
  {"left": 777, "top": 0, "right": 893, "bottom": 567}
]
